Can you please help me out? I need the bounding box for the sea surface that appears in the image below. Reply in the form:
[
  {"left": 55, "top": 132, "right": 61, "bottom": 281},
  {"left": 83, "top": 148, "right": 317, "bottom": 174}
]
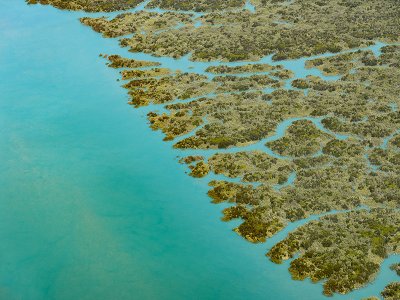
[{"left": 0, "top": 1, "right": 398, "bottom": 299}]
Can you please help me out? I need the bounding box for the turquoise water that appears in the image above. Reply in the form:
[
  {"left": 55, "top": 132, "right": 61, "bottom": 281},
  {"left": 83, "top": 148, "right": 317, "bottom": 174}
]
[
  {"left": 0, "top": 1, "right": 398, "bottom": 300},
  {"left": 245, "top": 1, "right": 256, "bottom": 13}
]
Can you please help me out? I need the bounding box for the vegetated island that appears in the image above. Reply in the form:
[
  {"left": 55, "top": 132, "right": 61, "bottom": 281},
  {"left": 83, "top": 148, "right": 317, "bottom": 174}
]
[{"left": 26, "top": 0, "right": 400, "bottom": 297}]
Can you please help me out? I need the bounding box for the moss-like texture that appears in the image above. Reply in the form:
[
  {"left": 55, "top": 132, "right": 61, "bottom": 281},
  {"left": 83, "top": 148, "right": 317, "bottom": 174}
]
[
  {"left": 98, "top": 47, "right": 400, "bottom": 151},
  {"left": 26, "top": 0, "right": 144, "bottom": 12},
  {"left": 171, "top": 91, "right": 303, "bottom": 149},
  {"left": 305, "top": 50, "right": 377, "bottom": 76},
  {"left": 208, "top": 151, "right": 292, "bottom": 184},
  {"left": 267, "top": 209, "right": 400, "bottom": 296},
  {"left": 390, "top": 134, "right": 400, "bottom": 149},
  {"left": 206, "top": 63, "right": 280, "bottom": 74},
  {"left": 188, "top": 161, "right": 210, "bottom": 178},
  {"left": 124, "top": 73, "right": 216, "bottom": 107},
  {"left": 106, "top": 55, "right": 161, "bottom": 69},
  {"left": 121, "top": 68, "right": 172, "bottom": 80},
  {"left": 108, "top": 0, "right": 400, "bottom": 61},
  {"left": 381, "top": 282, "right": 400, "bottom": 300},
  {"left": 266, "top": 120, "right": 332, "bottom": 157},
  {"left": 81, "top": 12, "right": 193, "bottom": 38},
  {"left": 390, "top": 263, "right": 400, "bottom": 276},
  {"left": 146, "top": 0, "right": 246, "bottom": 12}
]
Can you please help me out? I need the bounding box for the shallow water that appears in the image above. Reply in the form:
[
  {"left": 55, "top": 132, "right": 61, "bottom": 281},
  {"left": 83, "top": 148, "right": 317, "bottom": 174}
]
[{"left": 0, "top": 1, "right": 397, "bottom": 300}]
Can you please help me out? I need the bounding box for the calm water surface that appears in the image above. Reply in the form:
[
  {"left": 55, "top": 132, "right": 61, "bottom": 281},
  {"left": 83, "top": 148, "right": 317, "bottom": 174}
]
[{"left": 0, "top": 1, "right": 397, "bottom": 299}]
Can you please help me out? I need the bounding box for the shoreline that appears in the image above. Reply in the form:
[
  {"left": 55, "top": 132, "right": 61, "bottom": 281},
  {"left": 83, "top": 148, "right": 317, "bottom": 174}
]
[{"left": 6, "top": 1, "right": 400, "bottom": 298}]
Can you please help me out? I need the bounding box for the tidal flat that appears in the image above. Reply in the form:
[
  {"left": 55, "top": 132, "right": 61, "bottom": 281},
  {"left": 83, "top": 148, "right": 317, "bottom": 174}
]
[{"left": 16, "top": 0, "right": 400, "bottom": 299}]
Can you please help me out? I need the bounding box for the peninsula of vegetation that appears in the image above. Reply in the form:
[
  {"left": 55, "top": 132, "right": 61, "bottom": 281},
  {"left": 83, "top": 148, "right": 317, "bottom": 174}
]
[{"left": 26, "top": 0, "right": 400, "bottom": 298}]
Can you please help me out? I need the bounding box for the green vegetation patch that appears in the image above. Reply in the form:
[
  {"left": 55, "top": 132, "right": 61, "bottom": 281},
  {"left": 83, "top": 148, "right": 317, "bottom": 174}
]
[
  {"left": 267, "top": 209, "right": 400, "bottom": 296},
  {"left": 146, "top": 0, "right": 246, "bottom": 12},
  {"left": 81, "top": 11, "right": 193, "bottom": 38},
  {"left": 390, "top": 263, "right": 400, "bottom": 276},
  {"left": 381, "top": 282, "right": 400, "bottom": 300},
  {"left": 207, "top": 151, "right": 293, "bottom": 184},
  {"left": 266, "top": 120, "right": 333, "bottom": 157},
  {"left": 26, "top": 0, "right": 144, "bottom": 12},
  {"left": 106, "top": 55, "right": 161, "bottom": 69},
  {"left": 112, "top": 0, "right": 400, "bottom": 61}
]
